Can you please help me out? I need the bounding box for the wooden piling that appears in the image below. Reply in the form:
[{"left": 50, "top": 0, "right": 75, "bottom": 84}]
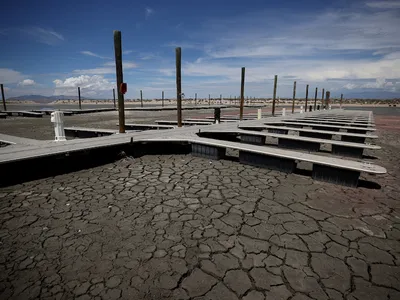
[
  {"left": 1, "top": 84, "right": 6, "bottom": 111},
  {"left": 291, "top": 81, "right": 296, "bottom": 114},
  {"left": 240, "top": 67, "right": 245, "bottom": 120},
  {"left": 321, "top": 88, "right": 325, "bottom": 108},
  {"left": 272, "top": 75, "right": 277, "bottom": 116},
  {"left": 209, "top": 94, "right": 211, "bottom": 106},
  {"left": 314, "top": 87, "right": 318, "bottom": 111},
  {"left": 112, "top": 88, "right": 116, "bottom": 108},
  {"left": 78, "top": 87, "right": 81, "bottom": 109},
  {"left": 195, "top": 93, "right": 197, "bottom": 106},
  {"left": 140, "top": 90, "right": 143, "bottom": 108},
  {"left": 305, "top": 84, "right": 309, "bottom": 112},
  {"left": 113, "top": 30, "right": 125, "bottom": 133},
  {"left": 176, "top": 47, "right": 182, "bottom": 127},
  {"left": 162, "top": 91, "right": 164, "bottom": 107},
  {"left": 340, "top": 93, "right": 343, "bottom": 108},
  {"left": 326, "top": 91, "right": 330, "bottom": 108},
  {"left": 220, "top": 94, "right": 222, "bottom": 104}
]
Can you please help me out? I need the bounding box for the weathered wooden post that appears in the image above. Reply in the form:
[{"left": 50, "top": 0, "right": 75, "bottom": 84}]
[
  {"left": 162, "top": 91, "right": 164, "bottom": 107},
  {"left": 114, "top": 30, "right": 125, "bottom": 133},
  {"left": 321, "top": 88, "right": 325, "bottom": 108},
  {"left": 326, "top": 91, "right": 330, "bottom": 109},
  {"left": 305, "top": 84, "right": 309, "bottom": 112},
  {"left": 112, "top": 88, "right": 116, "bottom": 108},
  {"left": 220, "top": 94, "right": 222, "bottom": 104},
  {"left": 140, "top": 90, "right": 143, "bottom": 108},
  {"left": 340, "top": 93, "right": 343, "bottom": 108},
  {"left": 272, "top": 75, "right": 278, "bottom": 116},
  {"left": 291, "top": 81, "right": 296, "bottom": 114},
  {"left": 314, "top": 87, "right": 318, "bottom": 111},
  {"left": 78, "top": 87, "right": 82, "bottom": 109},
  {"left": 1, "top": 84, "right": 6, "bottom": 111},
  {"left": 176, "top": 47, "right": 182, "bottom": 127},
  {"left": 209, "top": 94, "right": 211, "bottom": 106},
  {"left": 240, "top": 67, "right": 245, "bottom": 120}
]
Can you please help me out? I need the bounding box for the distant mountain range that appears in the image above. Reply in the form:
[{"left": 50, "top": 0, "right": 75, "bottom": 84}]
[{"left": 7, "top": 95, "right": 88, "bottom": 103}]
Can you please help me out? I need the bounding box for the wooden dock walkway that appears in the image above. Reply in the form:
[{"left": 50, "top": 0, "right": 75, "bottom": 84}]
[{"left": 0, "top": 109, "right": 387, "bottom": 187}]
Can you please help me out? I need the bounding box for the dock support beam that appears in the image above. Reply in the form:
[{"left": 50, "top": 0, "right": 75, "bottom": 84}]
[
  {"left": 299, "top": 131, "right": 332, "bottom": 140},
  {"left": 312, "top": 164, "right": 360, "bottom": 187},
  {"left": 278, "top": 138, "right": 320, "bottom": 152},
  {"left": 113, "top": 30, "right": 125, "bottom": 133},
  {"left": 192, "top": 143, "right": 226, "bottom": 160},
  {"left": 239, "top": 151, "right": 296, "bottom": 173},
  {"left": 162, "top": 91, "right": 164, "bottom": 107},
  {"left": 332, "top": 145, "right": 363, "bottom": 158},
  {"left": 241, "top": 134, "right": 266, "bottom": 145},
  {"left": 341, "top": 136, "right": 366, "bottom": 144}
]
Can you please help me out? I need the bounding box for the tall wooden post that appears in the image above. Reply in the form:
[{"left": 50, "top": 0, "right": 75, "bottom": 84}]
[
  {"left": 162, "top": 91, "right": 164, "bottom": 107},
  {"left": 1, "top": 84, "right": 6, "bottom": 111},
  {"left": 209, "top": 94, "right": 211, "bottom": 106},
  {"left": 321, "top": 88, "right": 325, "bottom": 108},
  {"left": 195, "top": 93, "right": 197, "bottom": 106},
  {"left": 305, "top": 84, "right": 309, "bottom": 112},
  {"left": 78, "top": 87, "right": 82, "bottom": 109},
  {"left": 340, "top": 93, "right": 343, "bottom": 108},
  {"left": 272, "top": 75, "right": 277, "bottom": 116},
  {"left": 220, "top": 94, "right": 222, "bottom": 104},
  {"left": 291, "top": 81, "right": 296, "bottom": 114},
  {"left": 140, "top": 90, "right": 143, "bottom": 107},
  {"left": 112, "top": 88, "right": 116, "bottom": 108},
  {"left": 240, "top": 67, "right": 245, "bottom": 120},
  {"left": 314, "top": 87, "right": 318, "bottom": 110},
  {"left": 176, "top": 47, "right": 182, "bottom": 127},
  {"left": 114, "top": 30, "right": 125, "bottom": 133},
  {"left": 326, "top": 91, "right": 330, "bottom": 108}
]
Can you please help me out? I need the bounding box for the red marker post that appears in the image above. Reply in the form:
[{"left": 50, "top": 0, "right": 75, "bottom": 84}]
[{"left": 120, "top": 83, "right": 127, "bottom": 95}]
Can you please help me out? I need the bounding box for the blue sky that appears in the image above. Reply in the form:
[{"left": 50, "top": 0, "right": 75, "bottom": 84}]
[{"left": 0, "top": 0, "right": 399, "bottom": 99}]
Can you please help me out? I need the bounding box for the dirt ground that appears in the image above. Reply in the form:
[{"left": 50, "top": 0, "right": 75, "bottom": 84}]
[{"left": 0, "top": 108, "right": 399, "bottom": 299}]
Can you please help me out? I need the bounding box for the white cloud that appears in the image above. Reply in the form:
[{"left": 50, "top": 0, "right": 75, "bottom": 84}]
[
  {"left": 21, "top": 27, "right": 64, "bottom": 45},
  {"left": 81, "top": 51, "right": 111, "bottom": 59},
  {"left": 366, "top": 1, "right": 400, "bottom": 9},
  {"left": 145, "top": 7, "right": 154, "bottom": 19},
  {"left": 123, "top": 50, "right": 133, "bottom": 55},
  {"left": 18, "top": 79, "right": 35, "bottom": 86},
  {"left": 0, "top": 68, "right": 26, "bottom": 84},
  {"left": 73, "top": 61, "right": 137, "bottom": 75},
  {"left": 343, "top": 83, "right": 359, "bottom": 90},
  {"left": 53, "top": 75, "right": 114, "bottom": 96}
]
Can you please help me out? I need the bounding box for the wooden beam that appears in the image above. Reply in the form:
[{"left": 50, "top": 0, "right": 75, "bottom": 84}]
[
  {"left": 314, "top": 87, "right": 318, "bottom": 111},
  {"left": 240, "top": 67, "right": 245, "bottom": 120},
  {"left": 176, "top": 47, "right": 182, "bottom": 127},
  {"left": 78, "top": 87, "right": 81, "bottom": 109},
  {"left": 113, "top": 30, "right": 125, "bottom": 133},
  {"left": 1, "top": 84, "right": 6, "bottom": 111},
  {"left": 112, "top": 88, "right": 116, "bottom": 109},
  {"left": 305, "top": 84, "right": 309, "bottom": 112},
  {"left": 291, "top": 81, "right": 296, "bottom": 114},
  {"left": 272, "top": 75, "right": 277, "bottom": 116}
]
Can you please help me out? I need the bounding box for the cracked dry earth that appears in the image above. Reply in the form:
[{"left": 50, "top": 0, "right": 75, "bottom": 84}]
[{"left": 1, "top": 131, "right": 400, "bottom": 300}]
